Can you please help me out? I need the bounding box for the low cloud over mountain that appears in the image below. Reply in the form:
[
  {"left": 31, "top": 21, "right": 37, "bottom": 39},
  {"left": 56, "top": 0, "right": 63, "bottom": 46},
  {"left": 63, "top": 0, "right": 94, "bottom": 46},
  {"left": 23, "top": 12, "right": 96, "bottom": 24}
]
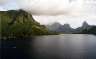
[{"left": 0, "top": 0, "right": 96, "bottom": 28}]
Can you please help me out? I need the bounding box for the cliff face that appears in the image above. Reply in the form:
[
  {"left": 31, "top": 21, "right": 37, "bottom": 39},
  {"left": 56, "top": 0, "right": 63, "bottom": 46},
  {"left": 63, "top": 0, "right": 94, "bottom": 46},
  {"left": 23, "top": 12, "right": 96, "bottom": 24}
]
[{"left": 0, "top": 10, "right": 49, "bottom": 37}]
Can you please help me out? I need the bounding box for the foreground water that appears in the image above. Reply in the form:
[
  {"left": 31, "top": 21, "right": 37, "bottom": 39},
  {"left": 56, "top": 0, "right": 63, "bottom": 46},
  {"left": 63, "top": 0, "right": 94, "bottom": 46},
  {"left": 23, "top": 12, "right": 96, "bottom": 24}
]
[{"left": 1, "top": 34, "right": 96, "bottom": 59}]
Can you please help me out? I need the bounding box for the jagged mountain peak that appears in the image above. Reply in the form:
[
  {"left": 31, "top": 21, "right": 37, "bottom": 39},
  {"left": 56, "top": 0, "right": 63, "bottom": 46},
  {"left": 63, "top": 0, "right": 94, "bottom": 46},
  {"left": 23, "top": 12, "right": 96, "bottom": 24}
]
[
  {"left": 82, "top": 21, "right": 89, "bottom": 26},
  {"left": 46, "top": 21, "right": 95, "bottom": 34},
  {"left": 63, "top": 23, "right": 71, "bottom": 27},
  {"left": 82, "top": 21, "right": 90, "bottom": 29}
]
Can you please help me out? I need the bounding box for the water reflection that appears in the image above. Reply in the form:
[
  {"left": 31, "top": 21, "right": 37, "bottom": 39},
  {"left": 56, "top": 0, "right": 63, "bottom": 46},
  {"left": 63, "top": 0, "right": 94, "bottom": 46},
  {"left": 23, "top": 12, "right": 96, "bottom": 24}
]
[
  {"left": 31, "top": 34, "right": 96, "bottom": 59},
  {"left": 2, "top": 34, "right": 96, "bottom": 59}
]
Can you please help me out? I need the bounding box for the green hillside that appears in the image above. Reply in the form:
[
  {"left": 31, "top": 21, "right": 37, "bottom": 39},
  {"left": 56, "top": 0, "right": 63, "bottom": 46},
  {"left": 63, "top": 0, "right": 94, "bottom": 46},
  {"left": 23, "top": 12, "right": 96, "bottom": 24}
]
[{"left": 0, "top": 10, "right": 52, "bottom": 38}]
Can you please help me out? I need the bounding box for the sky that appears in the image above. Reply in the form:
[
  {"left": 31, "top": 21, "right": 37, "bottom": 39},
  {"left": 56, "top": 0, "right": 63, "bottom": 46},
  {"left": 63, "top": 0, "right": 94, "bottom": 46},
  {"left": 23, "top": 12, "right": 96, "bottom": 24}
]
[{"left": 0, "top": 0, "right": 96, "bottom": 28}]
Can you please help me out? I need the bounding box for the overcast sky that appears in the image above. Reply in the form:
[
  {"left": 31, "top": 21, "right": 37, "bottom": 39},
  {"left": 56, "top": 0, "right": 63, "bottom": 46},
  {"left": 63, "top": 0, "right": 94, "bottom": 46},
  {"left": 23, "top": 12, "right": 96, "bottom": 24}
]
[{"left": 0, "top": 0, "right": 96, "bottom": 28}]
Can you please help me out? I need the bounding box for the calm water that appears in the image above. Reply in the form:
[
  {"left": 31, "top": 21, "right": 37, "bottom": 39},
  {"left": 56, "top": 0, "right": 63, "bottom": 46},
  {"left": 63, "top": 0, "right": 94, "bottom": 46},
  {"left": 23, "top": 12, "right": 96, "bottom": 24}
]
[{"left": 2, "top": 34, "right": 96, "bottom": 59}]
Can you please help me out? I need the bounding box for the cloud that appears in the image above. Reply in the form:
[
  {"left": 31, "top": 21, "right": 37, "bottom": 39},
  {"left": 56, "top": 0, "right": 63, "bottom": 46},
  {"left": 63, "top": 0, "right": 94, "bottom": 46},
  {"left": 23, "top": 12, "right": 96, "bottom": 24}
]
[
  {"left": 1, "top": 0, "right": 96, "bottom": 16},
  {"left": 33, "top": 14, "right": 96, "bottom": 28},
  {"left": 0, "top": 6, "right": 6, "bottom": 11},
  {"left": 16, "top": 0, "right": 96, "bottom": 28},
  {"left": 0, "top": 0, "right": 19, "bottom": 10},
  {"left": 0, "top": 0, "right": 9, "bottom": 5},
  {"left": 16, "top": 0, "right": 81, "bottom": 15},
  {"left": 1, "top": 0, "right": 96, "bottom": 28},
  {"left": 16, "top": 0, "right": 96, "bottom": 16}
]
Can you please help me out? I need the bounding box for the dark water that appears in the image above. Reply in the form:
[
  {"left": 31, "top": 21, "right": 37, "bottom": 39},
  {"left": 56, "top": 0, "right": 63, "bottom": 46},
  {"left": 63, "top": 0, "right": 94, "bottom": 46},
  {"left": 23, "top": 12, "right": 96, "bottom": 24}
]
[{"left": 1, "top": 34, "right": 96, "bottom": 59}]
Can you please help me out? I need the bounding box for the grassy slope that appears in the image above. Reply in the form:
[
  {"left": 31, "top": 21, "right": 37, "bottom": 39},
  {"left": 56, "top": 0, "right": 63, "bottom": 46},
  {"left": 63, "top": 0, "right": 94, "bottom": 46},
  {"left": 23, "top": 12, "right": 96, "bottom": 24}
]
[{"left": 0, "top": 10, "right": 51, "bottom": 38}]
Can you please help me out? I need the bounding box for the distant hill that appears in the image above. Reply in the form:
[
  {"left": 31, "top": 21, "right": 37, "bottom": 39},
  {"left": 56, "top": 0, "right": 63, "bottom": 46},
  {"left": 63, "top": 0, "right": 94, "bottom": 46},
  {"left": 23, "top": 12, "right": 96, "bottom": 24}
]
[
  {"left": 46, "top": 22, "right": 62, "bottom": 32},
  {"left": 46, "top": 21, "right": 96, "bottom": 34},
  {"left": 0, "top": 9, "right": 53, "bottom": 38},
  {"left": 73, "top": 21, "right": 92, "bottom": 33},
  {"left": 80, "top": 26, "right": 96, "bottom": 34},
  {"left": 46, "top": 22, "right": 75, "bottom": 33}
]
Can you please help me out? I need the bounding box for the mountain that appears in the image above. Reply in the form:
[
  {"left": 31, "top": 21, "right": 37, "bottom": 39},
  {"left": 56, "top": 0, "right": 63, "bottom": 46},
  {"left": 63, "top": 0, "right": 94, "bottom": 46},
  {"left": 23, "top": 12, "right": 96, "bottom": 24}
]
[
  {"left": 87, "top": 26, "right": 96, "bottom": 34},
  {"left": 74, "top": 21, "right": 91, "bottom": 33},
  {"left": 79, "top": 26, "right": 96, "bottom": 34},
  {"left": 46, "top": 22, "right": 74, "bottom": 33},
  {"left": 0, "top": 9, "right": 51, "bottom": 38},
  {"left": 46, "top": 21, "right": 96, "bottom": 34},
  {"left": 46, "top": 22, "right": 62, "bottom": 31},
  {"left": 82, "top": 21, "right": 90, "bottom": 29},
  {"left": 56, "top": 24, "right": 74, "bottom": 33}
]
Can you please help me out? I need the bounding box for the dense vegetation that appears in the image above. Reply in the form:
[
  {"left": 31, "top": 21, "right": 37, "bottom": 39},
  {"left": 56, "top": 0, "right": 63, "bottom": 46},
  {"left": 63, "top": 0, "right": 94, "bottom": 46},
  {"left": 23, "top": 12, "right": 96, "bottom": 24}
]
[
  {"left": 80, "top": 26, "right": 96, "bottom": 35},
  {"left": 0, "top": 10, "right": 56, "bottom": 38}
]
